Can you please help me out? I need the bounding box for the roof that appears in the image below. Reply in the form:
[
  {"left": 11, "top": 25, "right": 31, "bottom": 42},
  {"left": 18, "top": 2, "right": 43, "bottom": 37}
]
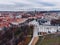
[{"left": 11, "top": 18, "right": 28, "bottom": 25}]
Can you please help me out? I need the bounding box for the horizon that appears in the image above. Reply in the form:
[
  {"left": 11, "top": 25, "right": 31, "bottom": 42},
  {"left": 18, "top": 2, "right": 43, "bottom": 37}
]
[{"left": 0, "top": 0, "right": 60, "bottom": 11}]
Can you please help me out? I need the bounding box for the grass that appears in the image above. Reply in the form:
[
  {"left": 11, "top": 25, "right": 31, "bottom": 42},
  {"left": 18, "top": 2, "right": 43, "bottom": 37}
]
[
  {"left": 36, "top": 34, "right": 60, "bottom": 45},
  {"left": 31, "top": 37, "right": 39, "bottom": 45},
  {"left": 36, "top": 36, "right": 43, "bottom": 45}
]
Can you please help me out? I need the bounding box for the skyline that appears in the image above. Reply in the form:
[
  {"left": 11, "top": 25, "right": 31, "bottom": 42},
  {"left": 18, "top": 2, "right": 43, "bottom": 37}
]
[{"left": 0, "top": 0, "right": 60, "bottom": 11}]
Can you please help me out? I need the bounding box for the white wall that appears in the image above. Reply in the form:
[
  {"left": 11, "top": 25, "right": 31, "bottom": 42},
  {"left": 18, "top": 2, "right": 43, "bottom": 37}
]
[{"left": 39, "top": 25, "right": 59, "bottom": 33}]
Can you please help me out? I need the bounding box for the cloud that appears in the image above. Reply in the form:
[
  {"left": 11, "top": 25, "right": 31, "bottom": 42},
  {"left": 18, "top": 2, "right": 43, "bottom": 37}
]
[{"left": 0, "top": 0, "right": 60, "bottom": 11}]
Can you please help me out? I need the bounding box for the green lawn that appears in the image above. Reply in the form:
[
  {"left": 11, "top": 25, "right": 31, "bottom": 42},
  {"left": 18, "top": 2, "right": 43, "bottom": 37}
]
[
  {"left": 36, "top": 36, "right": 43, "bottom": 45},
  {"left": 36, "top": 34, "right": 60, "bottom": 45}
]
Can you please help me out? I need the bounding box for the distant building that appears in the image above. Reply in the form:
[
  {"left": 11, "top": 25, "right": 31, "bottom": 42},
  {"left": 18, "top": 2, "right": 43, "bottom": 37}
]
[
  {"left": 16, "top": 15, "right": 22, "bottom": 18},
  {"left": 51, "top": 19, "right": 60, "bottom": 26}
]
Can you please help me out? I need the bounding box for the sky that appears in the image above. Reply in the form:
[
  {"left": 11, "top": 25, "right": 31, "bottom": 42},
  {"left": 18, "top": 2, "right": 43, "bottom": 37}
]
[{"left": 0, "top": 0, "right": 60, "bottom": 11}]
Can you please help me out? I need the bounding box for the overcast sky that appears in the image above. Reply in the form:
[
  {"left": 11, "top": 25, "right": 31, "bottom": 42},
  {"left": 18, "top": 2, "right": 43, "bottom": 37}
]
[{"left": 0, "top": 0, "right": 60, "bottom": 11}]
